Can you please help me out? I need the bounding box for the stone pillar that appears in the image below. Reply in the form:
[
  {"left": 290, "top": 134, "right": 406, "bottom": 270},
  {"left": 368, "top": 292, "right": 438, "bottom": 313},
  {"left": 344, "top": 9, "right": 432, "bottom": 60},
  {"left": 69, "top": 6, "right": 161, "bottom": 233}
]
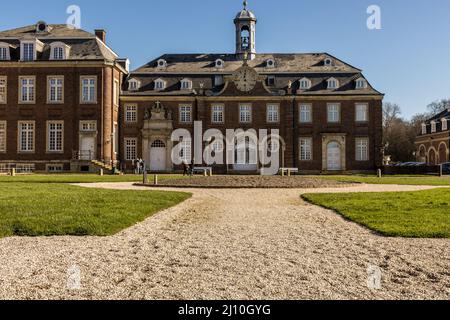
[{"left": 102, "top": 67, "right": 113, "bottom": 164}]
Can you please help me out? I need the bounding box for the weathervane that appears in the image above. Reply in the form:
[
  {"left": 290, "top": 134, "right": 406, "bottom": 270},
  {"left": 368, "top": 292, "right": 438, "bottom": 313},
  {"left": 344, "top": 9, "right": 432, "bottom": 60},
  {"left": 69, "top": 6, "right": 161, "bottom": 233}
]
[{"left": 243, "top": 0, "right": 248, "bottom": 10}]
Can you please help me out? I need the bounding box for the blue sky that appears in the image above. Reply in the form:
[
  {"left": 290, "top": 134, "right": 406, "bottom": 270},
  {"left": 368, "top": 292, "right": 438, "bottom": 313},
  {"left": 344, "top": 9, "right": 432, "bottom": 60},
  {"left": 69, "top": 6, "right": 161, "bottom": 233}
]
[{"left": 1, "top": 0, "right": 449, "bottom": 119}]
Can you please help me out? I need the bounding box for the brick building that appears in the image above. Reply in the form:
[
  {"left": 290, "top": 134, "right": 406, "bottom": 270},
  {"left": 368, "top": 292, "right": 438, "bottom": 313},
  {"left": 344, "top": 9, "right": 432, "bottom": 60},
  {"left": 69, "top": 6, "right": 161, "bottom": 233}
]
[
  {"left": 0, "top": 2, "right": 384, "bottom": 174},
  {"left": 415, "top": 109, "right": 450, "bottom": 164}
]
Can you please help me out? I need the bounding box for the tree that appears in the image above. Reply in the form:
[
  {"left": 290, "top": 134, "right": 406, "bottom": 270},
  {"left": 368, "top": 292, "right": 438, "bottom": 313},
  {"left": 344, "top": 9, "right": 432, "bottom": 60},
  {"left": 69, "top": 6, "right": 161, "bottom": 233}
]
[{"left": 427, "top": 99, "right": 450, "bottom": 114}]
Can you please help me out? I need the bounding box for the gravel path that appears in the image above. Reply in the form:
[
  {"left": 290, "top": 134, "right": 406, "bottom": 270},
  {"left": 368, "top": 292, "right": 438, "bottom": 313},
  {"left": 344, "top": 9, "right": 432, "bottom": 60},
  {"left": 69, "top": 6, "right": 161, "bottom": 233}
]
[{"left": 0, "top": 183, "right": 449, "bottom": 300}]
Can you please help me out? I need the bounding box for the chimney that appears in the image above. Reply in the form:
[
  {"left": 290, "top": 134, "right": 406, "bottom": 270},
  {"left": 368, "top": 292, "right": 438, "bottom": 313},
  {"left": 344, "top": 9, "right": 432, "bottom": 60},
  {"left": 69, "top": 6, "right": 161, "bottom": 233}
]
[{"left": 95, "top": 29, "right": 106, "bottom": 43}]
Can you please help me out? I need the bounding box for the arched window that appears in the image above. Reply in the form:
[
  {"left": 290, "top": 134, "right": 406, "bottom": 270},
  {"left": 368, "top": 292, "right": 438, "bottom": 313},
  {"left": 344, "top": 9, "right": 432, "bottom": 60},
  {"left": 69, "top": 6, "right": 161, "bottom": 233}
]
[
  {"left": 180, "top": 78, "right": 193, "bottom": 90},
  {"left": 299, "top": 78, "right": 311, "bottom": 90},
  {"left": 327, "top": 78, "right": 339, "bottom": 90},
  {"left": 128, "top": 79, "right": 141, "bottom": 91},
  {"left": 240, "top": 26, "right": 250, "bottom": 50},
  {"left": 154, "top": 78, "right": 166, "bottom": 91},
  {"left": 355, "top": 77, "right": 367, "bottom": 89},
  {"left": 50, "top": 42, "right": 70, "bottom": 60}
]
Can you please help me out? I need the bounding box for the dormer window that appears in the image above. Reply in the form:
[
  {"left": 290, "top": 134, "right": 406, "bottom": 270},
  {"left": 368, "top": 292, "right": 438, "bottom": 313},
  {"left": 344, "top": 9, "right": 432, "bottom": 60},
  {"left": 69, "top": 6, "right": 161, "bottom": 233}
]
[
  {"left": 181, "top": 78, "right": 193, "bottom": 90},
  {"left": 36, "top": 21, "right": 49, "bottom": 33},
  {"left": 21, "top": 42, "right": 35, "bottom": 61},
  {"left": 157, "top": 59, "right": 167, "bottom": 68},
  {"left": 422, "top": 123, "right": 427, "bottom": 135},
  {"left": 215, "top": 59, "right": 224, "bottom": 68},
  {"left": 50, "top": 42, "right": 70, "bottom": 60},
  {"left": 154, "top": 78, "right": 166, "bottom": 91},
  {"left": 267, "top": 76, "right": 275, "bottom": 86},
  {"left": 266, "top": 59, "right": 275, "bottom": 68},
  {"left": 128, "top": 79, "right": 141, "bottom": 91},
  {"left": 324, "top": 58, "right": 333, "bottom": 66},
  {"left": 327, "top": 77, "right": 339, "bottom": 90},
  {"left": 431, "top": 121, "right": 436, "bottom": 133},
  {"left": 442, "top": 118, "right": 448, "bottom": 131},
  {"left": 0, "top": 43, "right": 10, "bottom": 61},
  {"left": 299, "top": 77, "right": 311, "bottom": 90},
  {"left": 355, "top": 77, "right": 368, "bottom": 89}
]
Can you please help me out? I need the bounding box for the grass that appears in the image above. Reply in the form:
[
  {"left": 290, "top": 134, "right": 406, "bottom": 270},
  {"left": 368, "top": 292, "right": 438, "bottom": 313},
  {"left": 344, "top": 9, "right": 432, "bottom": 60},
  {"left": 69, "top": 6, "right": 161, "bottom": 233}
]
[
  {"left": 302, "top": 189, "right": 450, "bottom": 238},
  {"left": 0, "top": 182, "right": 190, "bottom": 238},
  {"left": 0, "top": 173, "right": 183, "bottom": 184},
  {"left": 317, "top": 175, "right": 450, "bottom": 186}
]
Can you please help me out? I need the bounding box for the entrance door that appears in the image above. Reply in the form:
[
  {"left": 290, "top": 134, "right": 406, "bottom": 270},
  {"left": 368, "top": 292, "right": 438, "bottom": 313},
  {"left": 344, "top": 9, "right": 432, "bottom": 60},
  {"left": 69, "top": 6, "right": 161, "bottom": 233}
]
[
  {"left": 233, "top": 137, "right": 258, "bottom": 171},
  {"left": 80, "top": 136, "right": 96, "bottom": 160},
  {"left": 150, "top": 140, "right": 166, "bottom": 171},
  {"left": 327, "top": 141, "right": 341, "bottom": 171}
]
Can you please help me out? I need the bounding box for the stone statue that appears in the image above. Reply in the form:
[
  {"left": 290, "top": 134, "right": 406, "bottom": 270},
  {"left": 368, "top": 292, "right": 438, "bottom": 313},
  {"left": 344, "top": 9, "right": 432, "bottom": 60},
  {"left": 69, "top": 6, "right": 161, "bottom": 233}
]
[{"left": 144, "top": 108, "right": 151, "bottom": 120}]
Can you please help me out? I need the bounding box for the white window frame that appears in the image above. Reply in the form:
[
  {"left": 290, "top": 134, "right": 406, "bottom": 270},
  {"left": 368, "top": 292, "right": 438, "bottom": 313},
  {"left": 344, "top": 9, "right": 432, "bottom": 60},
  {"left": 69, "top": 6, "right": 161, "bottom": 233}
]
[
  {"left": 355, "top": 77, "right": 368, "bottom": 89},
  {"left": 80, "top": 76, "right": 97, "bottom": 103},
  {"left": 299, "top": 78, "right": 311, "bottom": 90},
  {"left": 47, "top": 76, "right": 64, "bottom": 104},
  {"left": 355, "top": 103, "right": 368, "bottom": 122},
  {"left": 0, "top": 76, "right": 6, "bottom": 104},
  {"left": 0, "top": 43, "right": 10, "bottom": 61},
  {"left": 299, "top": 137, "right": 313, "bottom": 161},
  {"left": 327, "top": 78, "right": 339, "bottom": 90},
  {"left": 211, "top": 104, "right": 224, "bottom": 124},
  {"left": 49, "top": 42, "right": 70, "bottom": 61},
  {"left": 327, "top": 103, "right": 341, "bottom": 123},
  {"left": 299, "top": 104, "right": 312, "bottom": 123},
  {"left": 0, "top": 121, "right": 6, "bottom": 153},
  {"left": 356, "top": 138, "right": 369, "bottom": 161},
  {"left": 46, "top": 164, "right": 64, "bottom": 173},
  {"left": 18, "top": 121, "right": 35, "bottom": 153},
  {"left": 266, "top": 59, "right": 275, "bottom": 68},
  {"left": 128, "top": 79, "right": 140, "bottom": 91},
  {"left": 19, "top": 76, "right": 35, "bottom": 104},
  {"left": 442, "top": 118, "right": 448, "bottom": 131},
  {"left": 324, "top": 58, "right": 333, "bottom": 66},
  {"left": 421, "top": 124, "right": 427, "bottom": 135},
  {"left": 79, "top": 121, "right": 97, "bottom": 132},
  {"left": 179, "top": 138, "right": 192, "bottom": 163},
  {"left": 125, "top": 104, "right": 138, "bottom": 123},
  {"left": 21, "top": 41, "right": 36, "bottom": 61},
  {"left": 239, "top": 104, "right": 252, "bottom": 124},
  {"left": 431, "top": 121, "right": 436, "bottom": 133},
  {"left": 266, "top": 104, "right": 279, "bottom": 123},
  {"left": 157, "top": 59, "right": 167, "bottom": 68},
  {"left": 125, "top": 138, "right": 137, "bottom": 161},
  {"left": 47, "top": 121, "right": 64, "bottom": 153},
  {"left": 154, "top": 78, "right": 166, "bottom": 91},
  {"left": 113, "top": 79, "right": 120, "bottom": 106},
  {"left": 179, "top": 105, "right": 192, "bottom": 123},
  {"left": 215, "top": 59, "right": 224, "bottom": 68},
  {"left": 181, "top": 78, "right": 193, "bottom": 90}
]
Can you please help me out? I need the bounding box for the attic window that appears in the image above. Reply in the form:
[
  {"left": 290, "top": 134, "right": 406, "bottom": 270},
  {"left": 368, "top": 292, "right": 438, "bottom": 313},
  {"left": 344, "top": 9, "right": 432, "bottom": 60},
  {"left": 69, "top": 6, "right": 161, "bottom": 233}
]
[
  {"left": 21, "top": 41, "right": 36, "bottom": 61},
  {"left": 0, "top": 43, "right": 10, "bottom": 61},
  {"left": 327, "top": 78, "right": 339, "bottom": 90},
  {"left": 50, "top": 42, "right": 70, "bottom": 60},
  {"left": 266, "top": 59, "right": 275, "bottom": 68},
  {"left": 421, "top": 123, "right": 427, "bottom": 135},
  {"left": 215, "top": 59, "right": 224, "bottom": 68},
  {"left": 442, "top": 118, "right": 448, "bottom": 131},
  {"left": 356, "top": 78, "right": 368, "bottom": 89},
  {"left": 181, "top": 78, "right": 193, "bottom": 90},
  {"left": 267, "top": 76, "right": 275, "bottom": 86},
  {"left": 431, "top": 121, "right": 436, "bottom": 133},
  {"left": 324, "top": 58, "right": 333, "bottom": 66},
  {"left": 157, "top": 59, "right": 167, "bottom": 68},
  {"left": 36, "top": 21, "right": 48, "bottom": 33},
  {"left": 128, "top": 79, "right": 141, "bottom": 91},
  {"left": 299, "top": 78, "right": 311, "bottom": 90},
  {"left": 154, "top": 79, "right": 166, "bottom": 91}
]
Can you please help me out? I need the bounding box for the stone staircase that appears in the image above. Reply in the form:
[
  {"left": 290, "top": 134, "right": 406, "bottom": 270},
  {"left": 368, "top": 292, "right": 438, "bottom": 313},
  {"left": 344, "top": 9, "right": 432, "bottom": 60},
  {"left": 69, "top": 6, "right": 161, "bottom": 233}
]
[{"left": 90, "top": 160, "right": 121, "bottom": 174}]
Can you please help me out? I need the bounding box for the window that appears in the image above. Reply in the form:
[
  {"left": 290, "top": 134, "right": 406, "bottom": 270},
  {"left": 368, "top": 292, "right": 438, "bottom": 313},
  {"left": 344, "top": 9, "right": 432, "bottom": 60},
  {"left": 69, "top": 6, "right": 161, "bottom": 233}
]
[
  {"left": 81, "top": 76, "right": 97, "bottom": 103},
  {"left": 267, "top": 104, "right": 279, "bottom": 123},
  {"left": 299, "top": 138, "right": 312, "bottom": 161},
  {"left": 299, "top": 78, "right": 311, "bottom": 90},
  {"left": 355, "top": 103, "right": 368, "bottom": 122},
  {"left": 52, "top": 46, "right": 65, "bottom": 60},
  {"left": 356, "top": 78, "right": 367, "bottom": 89},
  {"left": 215, "top": 59, "right": 224, "bottom": 68},
  {"left": 157, "top": 59, "right": 167, "bottom": 68},
  {"left": 18, "top": 121, "right": 35, "bottom": 152},
  {"left": 239, "top": 104, "right": 252, "bottom": 123},
  {"left": 125, "top": 138, "right": 137, "bottom": 160},
  {"left": 16, "top": 163, "right": 35, "bottom": 173},
  {"left": 181, "top": 79, "right": 192, "bottom": 90},
  {"left": 442, "top": 118, "right": 448, "bottom": 131},
  {"left": 21, "top": 42, "right": 35, "bottom": 61},
  {"left": 47, "top": 76, "right": 64, "bottom": 103},
  {"left": 113, "top": 123, "right": 118, "bottom": 155},
  {"left": 46, "top": 164, "right": 64, "bottom": 173},
  {"left": 299, "top": 104, "right": 312, "bottom": 123},
  {"left": 179, "top": 105, "right": 192, "bottom": 123},
  {"left": 266, "top": 59, "right": 275, "bottom": 68},
  {"left": 0, "top": 121, "right": 6, "bottom": 153},
  {"left": 214, "top": 75, "right": 224, "bottom": 86},
  {"left": 19, "top": 76, "right": 35, "bottom": 103},
  {"left": 356, "top": 138, "right": 369, "bottom": 161},
  {"left": 327, "top": 78, "right": 339, "bottom": 90},
  {"left": 431, "top": 121, "right": 436, "bottom": 133},
  {"left": 327, "top": 103, "right": 340, "bottom": 123},
  {"left": 267, "top": 76, "right": 275, "bottom": 86},
  {"left": 128, "top": 79, "right": 140, "bottom": 91},
  {"left": 80, "top": 121, "right": 97, "bottom": 132},
  {"left": 0, "top": 44, "right": 10, "bottom": 60},
  {"left": 154, "top": 79, "right": 166, "bottom": 91},
  {"left": 212, "top": 104, "right": 224, "bottom": 123},
  {"left": 47, "top": 121, "right": 64, "bottom": 152},
  {"left": 179, "top": 138, "right": 192, "bottom": 163},
  {"left": 422, "top": 124, "right": 427, "bottom": 135},
  {"left": 113, "top": 80, "right": 120, "bottom": 106},
  {"left": 125, "top": 105, "right": 138, "bottom": 123},
  {"left": 324, "top": 58, "right": 333, "bottom": 66},
  {"left": 0, "top": 76, "right": 6, "bottom": 104}
]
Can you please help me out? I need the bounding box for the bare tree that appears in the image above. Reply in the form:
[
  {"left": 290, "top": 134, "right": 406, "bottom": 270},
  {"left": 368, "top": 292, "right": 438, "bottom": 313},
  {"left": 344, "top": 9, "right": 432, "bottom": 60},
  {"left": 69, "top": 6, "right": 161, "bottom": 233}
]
[
  {"left": 427, "top": 99, "right": 450, "bottom": 114},
  {"left": 383, "top": 102, "right": 401, "bottom": 130}
]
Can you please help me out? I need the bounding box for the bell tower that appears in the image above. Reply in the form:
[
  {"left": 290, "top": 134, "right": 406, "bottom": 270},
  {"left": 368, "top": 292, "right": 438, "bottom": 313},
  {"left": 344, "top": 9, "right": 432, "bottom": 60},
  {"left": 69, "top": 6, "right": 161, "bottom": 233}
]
[{"left": 234, "top": 0, "right": 257, "bottom": 60}]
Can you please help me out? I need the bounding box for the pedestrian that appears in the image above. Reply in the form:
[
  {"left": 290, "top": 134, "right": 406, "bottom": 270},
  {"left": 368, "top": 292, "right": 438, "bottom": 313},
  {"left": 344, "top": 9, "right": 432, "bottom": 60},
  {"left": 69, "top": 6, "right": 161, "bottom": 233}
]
[{"left": 183, "top": 161, "right": 189, "bottom": 176}]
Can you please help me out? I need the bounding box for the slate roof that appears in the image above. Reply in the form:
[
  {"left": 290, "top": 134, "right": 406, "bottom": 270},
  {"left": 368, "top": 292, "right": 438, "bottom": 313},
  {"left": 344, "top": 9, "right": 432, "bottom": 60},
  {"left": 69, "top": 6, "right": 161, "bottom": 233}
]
[
  {"left": 0, "top": 24, "right": 118, "bottom": 62},
  {"left": 421, "top": 109, "right": 450, "bottom": 135}
]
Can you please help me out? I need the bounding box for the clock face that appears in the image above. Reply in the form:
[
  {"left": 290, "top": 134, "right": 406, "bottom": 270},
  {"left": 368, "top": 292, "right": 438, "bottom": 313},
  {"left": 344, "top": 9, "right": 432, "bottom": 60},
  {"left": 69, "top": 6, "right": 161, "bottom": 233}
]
[{"left": 234, "top": 66, "right": 258, "bottom": 92}]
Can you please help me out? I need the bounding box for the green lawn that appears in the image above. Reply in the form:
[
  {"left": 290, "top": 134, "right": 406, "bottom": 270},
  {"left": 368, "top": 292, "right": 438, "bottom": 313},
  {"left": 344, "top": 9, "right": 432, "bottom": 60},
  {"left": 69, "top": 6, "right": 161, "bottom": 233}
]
[
  {"left": 317, "top": 175, "right": 450, "bottom": 186},
  {"left": 302, "top": 189, "right": 450, "bottom": 238},
  {"left": 0, "top": 173, "right": 182, "bottom": 184},
  {"left": 0, "top": 182, "right": 190, "bottom": 237}
]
